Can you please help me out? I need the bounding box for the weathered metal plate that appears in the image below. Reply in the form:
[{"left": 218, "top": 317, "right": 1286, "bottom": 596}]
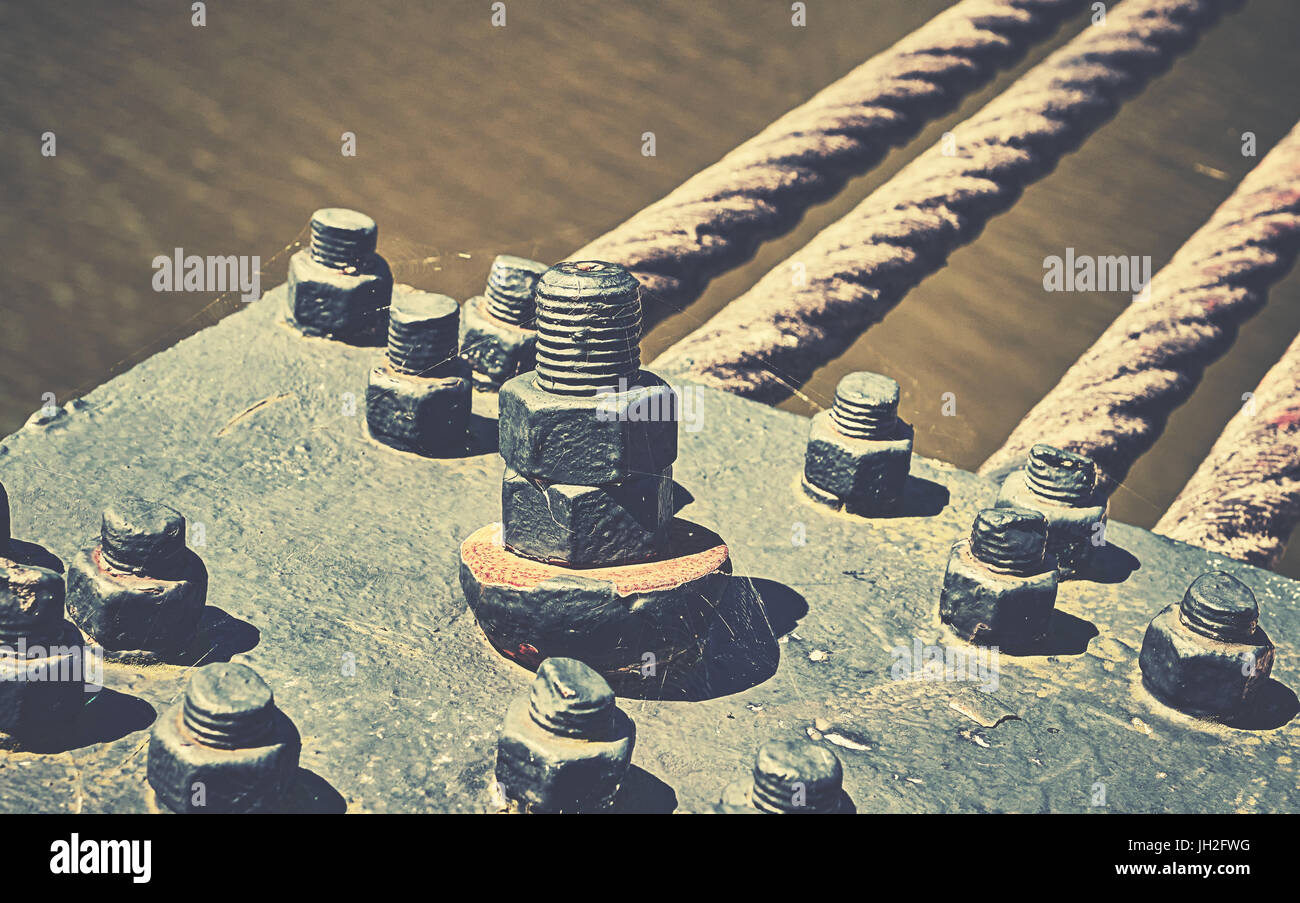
[{"left": 1, "top": 286, "right": 1297, "bottom": 813}]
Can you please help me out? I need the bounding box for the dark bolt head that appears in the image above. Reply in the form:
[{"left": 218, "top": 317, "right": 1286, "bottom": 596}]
[
  {"left": 969, "top": 507, "right": 1048, "bottom": 576},
  {"left": 751, "top": 739, "right": 844, "bottom": 814},
  {"left": 529, "top": 657, "right": 616, "bottom": 739},
  {"left": 100, "top": 499, "right": 186, "bottom": 575},
  {"left": 830, "top": 372, "right": 899, "bottom": 439},
  {"left": 533, "top": 261, "right": 643, "bottom": 396},
  {"left": 0, "top": 480, "right": 9, "bottom": 550},
  {"left": 1025, "top": 444, "right": 1096, "bottom": 504},
  {"left": 181, "top": 662, "right": 276, "bottom": 750},
  {"left": 486, "top": 255, "right": 548, "bottom": 326},
  {"left": 309, "top": 208, "right": 378, "bottom": 271},
  {"left": 0, "top": 563, "right": 65, "bottom": 643},
  {"left": 1180, "top": 571, "right": 1259, "bottom": 643},
  {"left": 386, "top": 289, "right": 461, "bottom": 377}
]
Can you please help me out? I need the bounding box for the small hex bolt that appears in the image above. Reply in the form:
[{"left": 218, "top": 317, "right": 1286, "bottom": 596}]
[
  {"left": 385, "top": 291, "right": 461, "bottom": 377},
  {"left": 99, "top": 498, "right": 187, "bottom": 576},
  {"left": 494, "top": 657, "right": 635, "bottom": 813},
  {"left": 1024, "top": 444, "right": 1095, "bottom": 504},
  {"left": 485, "top": 254, "right": 547, "bottom": 327},
  {"left": 0, "top": 480, "right": 9, "bottom": 555},
  {"left": 366, "top": 288, "right": 472, "bottom": 456},
  {"left": 717, "top": 739, "right": 849, "bottom": 813},
  {"left": 309, "top": 208, "right": 378, "bottom": 272},
  {"left": 996, "top": 444, "right": 1106, "bottom": 579},
  {"left": 940, "top": 507, "right": 1058, "bottom": 650},
  {"left": 1139, "top": 571, "right": 1275, "bottom": 719},
  {"left": 287, "top": 207, "right": 392, "bottom": 344},
  {"left": 533, "top": 261, "right": 642, "bottom": 396},
  {"left": 0, "top": 562, "right": 86, "bottom": 746},
  {"left": 829, "top": 371, "right": 899, "bottom": 439},
  {"left": 460, "top": 255, "right": 549, "bottom": 388},
  {"left": 148, "top": 662, "right": 301, "bottom": 814},
  {"left": 969, "top": 507, "right": 1049, "bottom": 576},
  {"left": 66, "top": 499, "right": 206, "bottom": 661},
  {"left": 802, "top": 371, "right": 912, "bottom": 516}
]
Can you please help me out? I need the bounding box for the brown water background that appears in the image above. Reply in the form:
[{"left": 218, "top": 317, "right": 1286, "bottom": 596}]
[{"left": 2, "top": 0, "right": 1300, "bottom": 573}]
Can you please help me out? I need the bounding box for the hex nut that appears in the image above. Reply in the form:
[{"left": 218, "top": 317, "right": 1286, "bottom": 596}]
[
  {"left": 502, "top": 467, "right": 672, "bottom": 567},
  {"left": 996, "top": 470, "right": 1106, "bottom": 580},
  {"left": 0, "top": 564, "right": 88, "bottom": 746},
  {"left": 498, "top": 370, "right": 678, "bottom": 484},
  {"left": 460, "top": 294, "right": 537, "bottom": 389},
  {"left": 66, "top": 548, "right": 206, "bottom": 660},
  {"left": 1139, "top": 593, "right": 1274, "bottom": 719},
  {"left": 366, "top": 363, "right": 472, "bottom": 456},
  {"left": 461, "top": 520, "right": 730, "bottom": 680},
  {"left": 286, "top": 250, "right": 392, "bottom": 345},
  {"left": 802, "top": 411, "right": 913, "bottom": 516},
  {"left": 495, "top": 659, "right": 635, "bottom": 813},
  {"left": 147, "top": 664, "right": 301, "bottom": 814},
  {"left": 939, "top": 540, "right": 1058, "bottom": 651}
]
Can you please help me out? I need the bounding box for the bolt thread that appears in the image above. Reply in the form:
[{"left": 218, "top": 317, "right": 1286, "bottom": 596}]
[
  {"left": 181, "top": 664, "right": 275, "bottom": 750},
  {"left": 527, "top": 658, "right": 615, "bottom": 739},
  {"left": 0, "top": 564, "right": 64, "bottom": 645},
  {"left": 969, "top": 507, "right": 1047, "bottom": 576},
  {"left": 1179, "top": 571, "right": 1259, "bottom": 643},
  {"left": 309, "top": 208, "right": 377, "bottom": 271},
  {"left": 99, "top": 499, "right": 186, "bottom": 575},
  {"left": 0, "top": 480, "right": 9, "bottom": 551},
  {"left": 1025, "top": 444, "right": 1095, "bottom": 504},
  {"left": 750, "top": 740, "right": 843, "bottom": 814},
  {"left": 829, "top": 372, "right": 899, "bottom": 439},
  {"left": 385, "top": 290, "right": 461, "bottom": 376},
  {"left": 533, "top": 261, "right": 642, "bottom": 395},
  {"left": 485, "top": 255, "right": 547, "bottom": 326}
]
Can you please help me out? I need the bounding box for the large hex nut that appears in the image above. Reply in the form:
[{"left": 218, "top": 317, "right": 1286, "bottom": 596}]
[
  {"left": 366, "top": 364, "right": 471, "bottom": 456},
  {"left": 502, "top": 467, "right": 672, "bottom": 567},
  {"left": 939, "top": 540, "right": 1057, "bottom": 651},
  {"left": 498, "top": 371, "right": 678, "bottom": 484},
  {"left": 802, "top": 411, "right": 912, "bottom": 516},
  {"left": 287, "top": 249, "right": 392, "bottom": 344},
  {"left": 495, "top": 694, "right": 634, "bottom": 813},
  {"left": 461, "top": 520, "right": 729, "bottom": 680},
  {"left": 1139, "top": 605, "right": 1274, "bottom": 718},
  {"left": 66, "top": 548, "right": 206, "bottom": 659},
  {"left": 460, "top": 295, "right": 537, "bottom": 388},
  {"left": 147, "top": 697, "right": 300, "bottom": 814},
  {"left": 0, "top": 622, "right": 88, "bottom": 746},
  {"left": 996, "top": 471, "right": 1106, "bottom": 579}
]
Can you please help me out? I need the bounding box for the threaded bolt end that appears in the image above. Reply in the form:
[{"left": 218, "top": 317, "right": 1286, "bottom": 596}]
[
  {"left": 1179, "top": 571, "right": 1259, "bottom": 643},
  {"left": 485, "top": 255, "right": 547, "bottom": 326},
  {"left": 533, "top": 261, "right": 642, "bottom": 395},
  {"left": 1025, "top": 444, "right": 1096, "bottom": 504},
  {"left": 750, "top": 740, "right": 843, "bottom": 814},
  {"left": 528, "top": 658, "right": 615, "bottom": 739},
  {"left": 0, "top": 480, "right": 8, "bottom": 552},
  {"left": 830, "top": 372, "right": 899, "bottom": 439},
  {"left": 309, "top": 208, "right": 378, "bottom": 271},
  {"left": 0, "top": 563, "right": 64, "bottom": 645},
  {"left": 181, "top": 663, "right": 276, "bottom": 750},
  {"left": 100, "top": 498, "right": 186, "bottom": 575},
  {"left": 385, "top": 289, "right": 461, "bottom": 376},
  {"left": 969, "top": 507, "right": 1047, "bottom": 576}
]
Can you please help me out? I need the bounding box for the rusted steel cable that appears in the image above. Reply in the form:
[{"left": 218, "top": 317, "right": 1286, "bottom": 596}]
[
  {"left": 571, "top": 0, "right": 1090, "bottom": 320},
  {"left": 1154, "top": 331, "right": 1300, "bottom": 568},
  {"left": 652, "top": 0, "right": 1235, "bottom": 402},
  {"left": 980, "top": 120, "right": 1300, "bottom": 492}
]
